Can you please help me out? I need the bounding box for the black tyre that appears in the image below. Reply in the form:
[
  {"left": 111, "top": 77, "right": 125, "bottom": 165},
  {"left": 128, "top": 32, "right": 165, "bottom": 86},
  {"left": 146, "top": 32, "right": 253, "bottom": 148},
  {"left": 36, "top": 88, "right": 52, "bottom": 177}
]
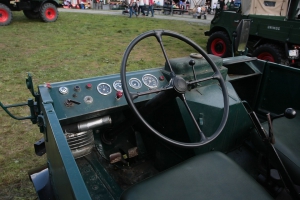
[
  {"left": 207, "top": 31, "right": 232, "bottom": 58},
  {"left": 23, "top": 10, "right": 40, "bottom": 19},
  {"left": 252, "top": 43, "right": 286, "bottom": 64},
  {"left": 0, "top": 3, "right": 12, "bottom": 26},
  {"left": 40, "top": 3, "right": 58, "bottom": 23}
]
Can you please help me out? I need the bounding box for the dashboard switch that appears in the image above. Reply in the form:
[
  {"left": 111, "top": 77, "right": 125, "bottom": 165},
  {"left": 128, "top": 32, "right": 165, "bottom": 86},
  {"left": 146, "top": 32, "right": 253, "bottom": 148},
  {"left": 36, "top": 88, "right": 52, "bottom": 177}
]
[
  {"left": 74, "top": 85, "right": 81, "bottom": 92},
  {"left": 86, "top": 83, "right": 92, "bottom": 89},
  {"left": 116, "top": 91, "right": 123, "bottom": 99}
]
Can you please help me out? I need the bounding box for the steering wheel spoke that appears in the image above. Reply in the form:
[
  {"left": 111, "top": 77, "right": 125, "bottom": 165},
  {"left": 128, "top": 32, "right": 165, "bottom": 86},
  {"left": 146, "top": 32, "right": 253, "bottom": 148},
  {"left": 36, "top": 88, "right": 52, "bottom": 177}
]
[
  {"left": 187, "top": 72, "right": 223, "bottom": 86},
  {"left": 178, "top": 94, "right": 207, "bottom": 142},
  {"left": 130, "top": 86, "right": 173, "bottom": 100}
]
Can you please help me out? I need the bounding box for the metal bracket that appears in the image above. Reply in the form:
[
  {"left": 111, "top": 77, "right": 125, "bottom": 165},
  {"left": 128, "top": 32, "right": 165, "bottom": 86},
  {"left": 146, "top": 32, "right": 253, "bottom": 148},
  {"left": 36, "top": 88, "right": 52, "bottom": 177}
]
[
  {"left": 0, "top": 99, "right": 38, "bottom": 124},
  {"left": 0, "top": 73, "right": 40, "bottom": 124},
  {"left": 34, "top": 138, "right": 46, "bottom": 156},
  {"left": 37, "top": 115, "right": 48, "bottom": 141}
]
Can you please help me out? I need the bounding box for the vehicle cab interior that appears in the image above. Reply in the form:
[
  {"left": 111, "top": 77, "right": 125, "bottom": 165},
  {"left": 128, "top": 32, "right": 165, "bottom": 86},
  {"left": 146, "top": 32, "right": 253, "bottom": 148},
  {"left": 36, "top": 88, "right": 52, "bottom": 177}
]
[{"left": 1, "top": 28, "right": 300, "bottom": 200}]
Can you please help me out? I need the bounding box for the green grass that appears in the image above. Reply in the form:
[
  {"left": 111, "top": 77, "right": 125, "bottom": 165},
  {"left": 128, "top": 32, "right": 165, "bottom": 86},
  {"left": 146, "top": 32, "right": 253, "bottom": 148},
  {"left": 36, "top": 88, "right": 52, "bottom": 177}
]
[{"left": 0, "top": 11, "right": 209, "bottom": 199}]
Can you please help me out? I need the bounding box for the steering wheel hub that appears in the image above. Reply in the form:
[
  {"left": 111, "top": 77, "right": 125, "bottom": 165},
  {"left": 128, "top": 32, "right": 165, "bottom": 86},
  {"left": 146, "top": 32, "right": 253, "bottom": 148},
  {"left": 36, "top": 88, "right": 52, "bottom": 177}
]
[{"left": 173, "top": 76, "right": 187, "bottom": 94}]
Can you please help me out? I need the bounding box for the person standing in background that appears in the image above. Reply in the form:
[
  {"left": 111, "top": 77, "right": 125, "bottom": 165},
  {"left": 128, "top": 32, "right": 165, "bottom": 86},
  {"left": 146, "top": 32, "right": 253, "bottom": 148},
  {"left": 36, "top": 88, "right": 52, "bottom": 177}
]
[
  {"left": 99, "top": 0, "right": 103, "bottom": 9},
  {"left": 138, "top": 0, "right": 146, "bottom": 15},
  {"left": 219, "top": 0, "right": 224, "bottom": 11},
  {"left": 212, "top": 2, "right": 216, "bottom": 13},
  {"left": 146, "top": 0, "right": 154, "bottom": 16},
  {"left": 93, "top": 0, "right": 97, "bottom": 9},
  {"left": 144, "top": 0, "right": 149, "bottom": 15},
  {"left": 129, "top": 0, "right": 138, "bottom": 17}
]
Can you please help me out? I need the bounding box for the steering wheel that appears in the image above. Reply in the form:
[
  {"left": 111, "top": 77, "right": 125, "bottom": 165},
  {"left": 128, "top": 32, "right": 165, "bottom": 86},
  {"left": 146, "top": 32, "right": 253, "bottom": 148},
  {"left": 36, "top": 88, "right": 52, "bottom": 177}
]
[{"left": 121, "top": 30, "right": 229, "bottom": 148}]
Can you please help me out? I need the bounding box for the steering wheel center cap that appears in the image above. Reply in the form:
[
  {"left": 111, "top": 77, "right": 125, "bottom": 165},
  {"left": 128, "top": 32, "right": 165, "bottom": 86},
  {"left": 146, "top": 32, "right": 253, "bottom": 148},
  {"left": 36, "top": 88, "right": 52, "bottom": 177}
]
[{"left": 173, "top": 76, "right": 187, "bottom": 93}]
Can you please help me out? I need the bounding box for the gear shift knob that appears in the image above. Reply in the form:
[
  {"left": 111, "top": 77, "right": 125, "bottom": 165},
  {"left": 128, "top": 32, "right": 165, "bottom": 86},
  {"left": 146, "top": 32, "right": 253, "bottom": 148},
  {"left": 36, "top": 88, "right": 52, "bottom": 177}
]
[{"left": 284, "top": 108, "right": 296, "bottom": 119}]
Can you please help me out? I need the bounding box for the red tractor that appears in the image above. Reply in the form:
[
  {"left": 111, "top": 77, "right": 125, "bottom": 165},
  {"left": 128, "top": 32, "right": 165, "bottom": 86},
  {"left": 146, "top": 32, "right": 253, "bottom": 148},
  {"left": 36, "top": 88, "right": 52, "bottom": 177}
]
[{"left": 0, "top": 0, "right": 60, "bottom": 26}]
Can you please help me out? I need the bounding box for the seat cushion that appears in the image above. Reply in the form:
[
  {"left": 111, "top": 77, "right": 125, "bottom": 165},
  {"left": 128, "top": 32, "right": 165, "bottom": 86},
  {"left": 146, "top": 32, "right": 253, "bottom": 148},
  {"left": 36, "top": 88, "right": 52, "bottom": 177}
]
[
  {"left": 121, "top": 151, "right": 272, "bottom": 200},
  {"left": 262, "top": 112, "right": 300, "bottom": 185}
]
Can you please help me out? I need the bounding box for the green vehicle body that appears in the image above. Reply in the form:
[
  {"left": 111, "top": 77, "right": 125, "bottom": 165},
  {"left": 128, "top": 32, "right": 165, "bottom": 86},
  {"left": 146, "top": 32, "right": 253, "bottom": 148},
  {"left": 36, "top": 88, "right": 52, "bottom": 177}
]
[
  {"left": 205, "top": 0, "right": 300, "bottom": 67},
  {"left": 0, "top": 0, "right": 61, "bottom": 26},
  {"left": 1, "top": 30, "right": 300, "bottom": 199}
]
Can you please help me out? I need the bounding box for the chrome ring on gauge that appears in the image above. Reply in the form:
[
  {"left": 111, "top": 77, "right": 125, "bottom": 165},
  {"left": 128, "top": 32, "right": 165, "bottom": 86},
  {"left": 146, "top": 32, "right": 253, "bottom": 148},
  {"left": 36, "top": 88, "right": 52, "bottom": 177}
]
[
  {"left": 129, "top": 78, "right": 142, "bottom": 89},
  {"left": 113, "top": 80, "right": 123, "bottom": 91},
  {"left": 97, "top": 83, "right": 112, "bottom": 95},
  {"left": 84, "top": 96, "right": 93, "bottom": 104},
  {"left": 142, "top": 74, "right": 159, "bottom": 89}
]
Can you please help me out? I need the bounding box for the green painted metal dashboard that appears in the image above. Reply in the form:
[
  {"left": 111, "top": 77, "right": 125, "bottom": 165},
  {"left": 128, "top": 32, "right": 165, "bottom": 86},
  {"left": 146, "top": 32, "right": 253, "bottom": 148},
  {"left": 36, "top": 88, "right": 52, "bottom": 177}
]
[{"left": 40, "top": 69, "right": 168, "bottom": 121}]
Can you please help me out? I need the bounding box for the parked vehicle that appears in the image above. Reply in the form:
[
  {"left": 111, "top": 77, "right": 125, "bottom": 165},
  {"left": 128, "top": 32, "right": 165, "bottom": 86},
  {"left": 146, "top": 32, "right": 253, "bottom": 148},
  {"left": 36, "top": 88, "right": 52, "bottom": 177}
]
[
  {"left": 1, "top": 29, "right": 300, "bottom": 199},
  {"left": 0, "top": 0, "right": 61, "bottom": 26},
  {"left": 205, "top": 0, "right": 300, "bottom": 67}
]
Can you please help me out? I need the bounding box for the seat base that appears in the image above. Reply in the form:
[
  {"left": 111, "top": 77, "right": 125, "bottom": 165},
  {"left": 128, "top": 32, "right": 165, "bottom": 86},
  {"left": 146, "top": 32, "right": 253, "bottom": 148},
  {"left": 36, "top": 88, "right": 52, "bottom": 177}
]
[
  {"left": 262, "top": 112, "right": 300, "bottom": 185},
  {"left": 121, "top": 151, "right": 272, "bottom": 200}
]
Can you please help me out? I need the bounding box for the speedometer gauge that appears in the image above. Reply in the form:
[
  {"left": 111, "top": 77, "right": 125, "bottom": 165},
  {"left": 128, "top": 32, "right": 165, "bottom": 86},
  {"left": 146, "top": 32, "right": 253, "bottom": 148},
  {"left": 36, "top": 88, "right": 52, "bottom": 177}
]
[
  {"left": 97, "top": 83, "right": 112, "bottom": 95},
  {"left": 113, "top": 80, "right": 123, "bottom": 91},
  {"left": 142, "top": 74, "right": 159, "bottom": 88},
  {"left": 129, "top": 78, "right": 142, "bottom": 89}
]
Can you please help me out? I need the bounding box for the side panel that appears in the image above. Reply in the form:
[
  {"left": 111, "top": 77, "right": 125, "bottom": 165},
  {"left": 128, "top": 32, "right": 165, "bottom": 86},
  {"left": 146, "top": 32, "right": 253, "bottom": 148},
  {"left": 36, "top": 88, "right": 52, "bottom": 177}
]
[
  {"left": 256, "top": 62, "right": 300, "bottom": 114},
  {"left": 178, "top": 82, "right": 253, "bottom": 154},
  {"left": 40, "top": 87, "right": 92, "bottom": 199},
  {"left": 249, "top": 15, "right": 300, "bottom": 44}
]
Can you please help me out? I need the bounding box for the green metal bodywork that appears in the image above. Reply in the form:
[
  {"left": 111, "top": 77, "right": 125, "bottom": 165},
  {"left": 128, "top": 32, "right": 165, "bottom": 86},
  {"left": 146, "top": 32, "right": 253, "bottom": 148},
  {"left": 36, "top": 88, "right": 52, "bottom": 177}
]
[{"left": 1, "top": 52, "right": 300, "bottom": 199}]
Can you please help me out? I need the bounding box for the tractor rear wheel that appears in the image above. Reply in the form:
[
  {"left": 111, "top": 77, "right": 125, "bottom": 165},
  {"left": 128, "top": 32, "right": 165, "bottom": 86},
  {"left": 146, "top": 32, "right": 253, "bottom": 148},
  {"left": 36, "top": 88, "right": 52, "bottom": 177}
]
[
  {"left": 40, "top": 3, "right": 58, "bottom": 22},
  {"left": 23, "top": 10, "right": 40, "bottom": 19},
  {"left": 207, "top": 31, "right": 232, "bottom": 58},
  {"left": 252, "top": 43, "right": 286, "bottom": 64},
  {"left": 0, "top": 3, "right": 12, "bottom": 26}
]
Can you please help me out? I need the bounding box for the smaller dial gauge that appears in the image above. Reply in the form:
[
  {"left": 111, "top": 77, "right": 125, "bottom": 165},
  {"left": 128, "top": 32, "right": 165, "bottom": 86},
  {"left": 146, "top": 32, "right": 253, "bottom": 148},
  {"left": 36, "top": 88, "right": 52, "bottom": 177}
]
[
  {"left": 97, "top": 83, "right": 112, "bottom": 95},
  {"left": 142, "top": 74, "right": 159, "bottom": 88},
  {"left": 59, "top": 86, "right": 69, "bottom": 95},
  {"left": 113, "top": 80, "right": 123, "bottom": 91},
  {"left": 129, "top": 78, "right": 142, "bottom": 89}
]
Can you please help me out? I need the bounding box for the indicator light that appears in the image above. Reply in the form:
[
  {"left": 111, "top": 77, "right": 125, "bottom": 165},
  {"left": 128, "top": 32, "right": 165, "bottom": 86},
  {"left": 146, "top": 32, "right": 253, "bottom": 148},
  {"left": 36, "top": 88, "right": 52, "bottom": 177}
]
[{"left": 86, "top": 83, "right": 92, "bottom": 89}]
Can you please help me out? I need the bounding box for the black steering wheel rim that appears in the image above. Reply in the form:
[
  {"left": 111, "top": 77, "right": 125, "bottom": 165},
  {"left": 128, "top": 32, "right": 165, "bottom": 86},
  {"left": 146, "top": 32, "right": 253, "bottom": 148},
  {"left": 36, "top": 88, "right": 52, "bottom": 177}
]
[{"left": 121, "top": 30, "right": 229, "bottom": 148}]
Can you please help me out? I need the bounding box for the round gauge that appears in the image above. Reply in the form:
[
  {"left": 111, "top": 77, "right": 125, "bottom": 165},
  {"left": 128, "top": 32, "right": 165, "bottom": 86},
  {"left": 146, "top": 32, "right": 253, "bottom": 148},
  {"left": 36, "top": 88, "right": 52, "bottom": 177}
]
[
  {"left": 129, "top": 78, "right": 142, "bottom": 89},
  {"left": 97, "top": 83, "right": 112, "bottom": 95},
  {"left": 58, "top": 86, "right": 69, "bottom": 95},
  {"left": 142, "top": 74, "right": 159, "bottom": 89},
  {"left": 113, "top": 80, "right": 123, "bottom": 91},
  {"left": 84, "top": 96, "right": 93, "bottom": 104}
]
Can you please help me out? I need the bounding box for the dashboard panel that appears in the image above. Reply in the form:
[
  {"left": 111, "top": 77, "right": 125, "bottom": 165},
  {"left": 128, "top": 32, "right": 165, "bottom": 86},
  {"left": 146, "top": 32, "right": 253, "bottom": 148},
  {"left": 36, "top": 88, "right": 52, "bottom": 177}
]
[{"left": 38, "top": 68, "right": 168, "bottom": 121}]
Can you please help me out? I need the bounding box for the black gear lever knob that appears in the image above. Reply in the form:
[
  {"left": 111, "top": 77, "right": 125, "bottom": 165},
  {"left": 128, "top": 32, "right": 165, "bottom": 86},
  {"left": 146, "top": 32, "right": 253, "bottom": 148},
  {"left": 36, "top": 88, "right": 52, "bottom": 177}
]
[
  {"left": 284, "top": 108, "right": 296, "bottom": 119},
  {"left": 189, "top": 59, "right": 195, "bottom": 66}
]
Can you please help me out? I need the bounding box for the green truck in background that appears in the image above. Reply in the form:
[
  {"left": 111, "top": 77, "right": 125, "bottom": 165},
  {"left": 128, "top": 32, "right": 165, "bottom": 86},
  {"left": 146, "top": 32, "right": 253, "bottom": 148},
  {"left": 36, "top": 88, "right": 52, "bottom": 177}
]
[
  {"left": 0, "top": 0, "right": 60, "bottom": 26},
  {"left": 205, "top": 0, "right": 300, "bottom": 67}
]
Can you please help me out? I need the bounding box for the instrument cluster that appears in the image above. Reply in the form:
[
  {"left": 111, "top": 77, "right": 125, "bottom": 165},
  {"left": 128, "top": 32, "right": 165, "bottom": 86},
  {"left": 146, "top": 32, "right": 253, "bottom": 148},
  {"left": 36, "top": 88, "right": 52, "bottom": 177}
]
[
  {"left": 47, "top": 70, "right": 166, "bottom": 120},
  {"left": 95, "top": 74, "right": 159, "bottom": 95}
]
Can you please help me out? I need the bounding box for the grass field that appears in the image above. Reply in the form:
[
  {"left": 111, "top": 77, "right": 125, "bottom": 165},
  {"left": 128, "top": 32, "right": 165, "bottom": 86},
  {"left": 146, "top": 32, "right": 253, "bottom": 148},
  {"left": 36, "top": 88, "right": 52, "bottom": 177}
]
[{"left": 0, "top": 10, "right": 209, "bottom": 199}]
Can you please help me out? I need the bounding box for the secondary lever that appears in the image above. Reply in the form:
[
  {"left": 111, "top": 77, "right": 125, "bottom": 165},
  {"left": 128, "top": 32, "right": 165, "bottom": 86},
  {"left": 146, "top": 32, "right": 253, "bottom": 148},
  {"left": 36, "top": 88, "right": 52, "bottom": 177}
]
[
  {"left": 266, "top": 108, "right": 296, "bottom": 144},
  {"left": 67, "top": 99, "right": 81, "bottom": 105}
]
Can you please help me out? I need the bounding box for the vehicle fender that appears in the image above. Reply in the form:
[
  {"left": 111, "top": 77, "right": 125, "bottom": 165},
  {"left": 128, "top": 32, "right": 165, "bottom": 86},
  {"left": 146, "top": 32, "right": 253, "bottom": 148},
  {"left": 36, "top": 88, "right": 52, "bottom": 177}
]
[
  {"left": 40, "top": 0, "right": 61, "bottom": 8},
  {"left": 29, "top": 167, "right": 56, "bottom": 200},
  {"left": 204, "top": 30, "right": 211, "bottom": 36},
  {"left": 206, "top": 26, "right": 232, "bottom": 42}
]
